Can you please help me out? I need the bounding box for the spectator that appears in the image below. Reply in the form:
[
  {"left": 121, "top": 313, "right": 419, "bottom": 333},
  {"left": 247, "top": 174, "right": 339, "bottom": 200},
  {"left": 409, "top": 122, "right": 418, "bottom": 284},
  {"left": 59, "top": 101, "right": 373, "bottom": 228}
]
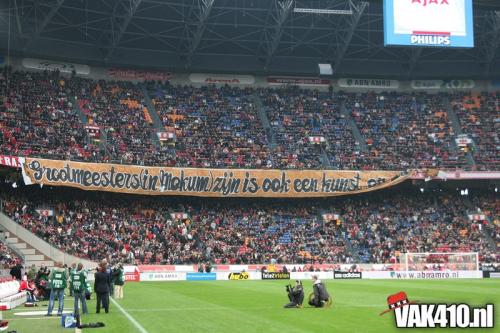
[
  {"left": 9, "top": 262, "right": 22, "bottom": 281},
  {"left": 94, "top": 264, "right": 111, "bottom": 314},
  {"left": 113, "top": 264, "right": 125, "bottom": 300},
  {"left": 2, "top": 182, "right": 495, "bottom": 266}
]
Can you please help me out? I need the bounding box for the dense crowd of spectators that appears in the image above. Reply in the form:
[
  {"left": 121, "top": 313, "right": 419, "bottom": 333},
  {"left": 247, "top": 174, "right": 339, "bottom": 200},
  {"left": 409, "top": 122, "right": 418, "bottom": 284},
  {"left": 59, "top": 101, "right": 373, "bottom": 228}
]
[
  {"left": 147, "top": 82, "right": 271, "bottom": 168},
  {"left": 261, "top": 87, "right": 328, "bottom": 168},
  {"left": 0, "top": 68, "right": 498, "bottom": 171},
  {"left": 0, "top": 69, "right": 100, "bottom": 161},
  {"left": 1, "top": 184, "right": 497, "bottom": 265},
  {"left": 470, "top": 192, "right": 499, "bottom": 258},
  {"left": 71, "top": 78, "right": 157, "bottom": 165},
  {"left": 341, "top": 193, "right": 496, "bottom": 264},
  {"left": 451, "top": 92, "right": 500, "bottom": 170},
  {"left": 346, "top": 92, "right": 467, "bottom": 170},
  {"left": 260, "top": 87, "right": 360, "bottom": 169},
  {"left": 0, "top": 240, "right": 20, "bottom": 269},
  {"left": 1, "top": 185, "right": 351, "bottom": 265}
]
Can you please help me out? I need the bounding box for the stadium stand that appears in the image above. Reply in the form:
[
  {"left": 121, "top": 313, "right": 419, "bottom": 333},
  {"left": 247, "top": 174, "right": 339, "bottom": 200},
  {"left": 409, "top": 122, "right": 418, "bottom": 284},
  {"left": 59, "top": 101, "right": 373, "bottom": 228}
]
[
  {"left": 0, "top": 69, "right": 100, "bottom": 161},
  {"left": 1, "top": 184, "right": 497, "bottom": 266},
  {"left": 260, "top": 87, "right": 360, "bottom": 169},
  {"left": 0, "top": 185, "right": 351, "bottom": 265},
  {"left": 0, "top": 241, "right": 20, "bottom": 269},
  {"left": 146, "top": 82, "right": 271, "bottom": 168},
  {"left": 0, "top": 0, "right": 499, "bottom": 331},
  {"left": 470, "top": 192, "right": 500, "bottom": 260},
  {"left": 70, "top": 78, "right": 157, "bottom": 165},
  {"left": 346, "top": 92, "right": 468, "bottom": 170},
  {"left": 450, "top": 92, "right": 500, "bottom": 170},
  {"left": 0, "top": 67, "right": 498, "bottom": 170},
  {"left": 342, "top": 194, "right": 495, "bottom": 264}
]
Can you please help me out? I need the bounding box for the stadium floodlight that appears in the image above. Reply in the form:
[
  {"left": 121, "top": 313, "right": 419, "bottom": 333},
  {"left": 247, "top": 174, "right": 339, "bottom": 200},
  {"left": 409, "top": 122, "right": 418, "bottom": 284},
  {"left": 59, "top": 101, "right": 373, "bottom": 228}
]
[{"left": 293, "top": 8, "right": 353, "bottom": 15}]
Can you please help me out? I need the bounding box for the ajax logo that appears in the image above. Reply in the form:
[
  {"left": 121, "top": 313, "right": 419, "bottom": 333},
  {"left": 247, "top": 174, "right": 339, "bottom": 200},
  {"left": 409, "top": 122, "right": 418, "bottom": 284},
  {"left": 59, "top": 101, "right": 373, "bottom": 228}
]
[
  {"left": 380, "top": 291, "right": 494, "bottom": 328},
  {"left": 411, "top": 0, "right": 449, "bottom": 5}
]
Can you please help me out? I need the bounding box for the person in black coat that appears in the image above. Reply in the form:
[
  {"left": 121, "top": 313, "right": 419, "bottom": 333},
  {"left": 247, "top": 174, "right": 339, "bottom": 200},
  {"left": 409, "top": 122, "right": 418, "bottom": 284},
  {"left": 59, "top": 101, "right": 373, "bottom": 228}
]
[
  {"left": 284, "top": 280, "right": 304, "bottom": 308},
  {"left": 308, "top": 275, "right": 330, "bottom": 308},
  {"left": 94, "top": 265, "right": 110, "bottom": 314},
  {"left": 10, "top": 263, "right": 22, "bottom": 281}
]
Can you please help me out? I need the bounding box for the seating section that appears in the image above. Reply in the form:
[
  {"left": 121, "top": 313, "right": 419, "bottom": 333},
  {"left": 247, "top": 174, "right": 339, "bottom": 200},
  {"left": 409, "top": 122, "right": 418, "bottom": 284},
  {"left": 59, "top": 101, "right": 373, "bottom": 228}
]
[
  {"left": 1, "top": 184, "right": 497, "bottom": 265},
  {"left": 0, "top": 70, "right": 98, "bottom": 161},
  {"left": 1, "top": 186, "right": 351, "bottom": 265},
  {"left": 451, "top": 93, "right": 500, "bottom": 170},
  {"left": 346, "top": 92, "right": 467, "bottom": 170},
  {"left": 261, "top": 87, "right": 359, "bottom": 169},
  {"left": 148, "top": 82, "right": 270, "bottom": 168},
  {"left": 0, "top": 242, "right": 20, "bottom": 268},
  {"left": 71, "top": 78, "right": 157, "bottom": 165},
  {"left": 470, "top": 193, "right": 499, "bottom": 261},
  {"left": 342, "top": 194, "right": 491, "bottom": 263},
  {"left": 0, "top": 68, "right": 498, "bottom": 170}
]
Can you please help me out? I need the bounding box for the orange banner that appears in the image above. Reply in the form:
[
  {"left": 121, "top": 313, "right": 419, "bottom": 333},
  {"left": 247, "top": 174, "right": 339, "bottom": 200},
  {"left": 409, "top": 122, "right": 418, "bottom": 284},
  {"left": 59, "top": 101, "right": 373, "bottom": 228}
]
[{"left": 21, "top": 158, "right": 412, "bottom": 198}]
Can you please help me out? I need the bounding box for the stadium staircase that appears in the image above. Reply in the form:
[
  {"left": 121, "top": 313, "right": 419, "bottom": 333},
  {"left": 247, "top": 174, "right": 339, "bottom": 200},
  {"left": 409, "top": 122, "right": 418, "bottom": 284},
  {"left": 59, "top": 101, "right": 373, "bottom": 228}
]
[
  {"left": 341, "top": 231, "right": 362, "bottom": 263},
  {"left": 0, "top": 229, "right": 26, "bottom": 263},
  {"left": 141, "top": 86, "right": 164, "bottom": 148},
  {"left": 0, "top": 213, "right": 96, "bottom": 269},
  {"left": 441, "top": 96, "right": 476, "bottom": 167},
  {"left": 318, "top": 210, "right": 361, "bottom": 262},
  {"left": 462, "top": 198, "right": 498, "bottom": 253},
  {"left": 479, "top": 222, "right": 498, "bottom": 253},
  {"left": 339, "top": 100, "right": 369, "bottom": 154},
  {"left": 253, "top": 92, "right": 277, "bottom": 148},
  {"left": 72, "top": 96, "right": 111, "bottom": 158},
  {"left": 320, "top": 149, "right": 333, "bottom": 169},
  {"left": 71, "top": 96, "right": 89, "bottom": 125}
]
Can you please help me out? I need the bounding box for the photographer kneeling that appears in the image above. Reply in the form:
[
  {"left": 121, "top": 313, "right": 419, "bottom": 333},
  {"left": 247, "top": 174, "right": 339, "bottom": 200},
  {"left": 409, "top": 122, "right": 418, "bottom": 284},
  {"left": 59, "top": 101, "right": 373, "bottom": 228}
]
[
  {"left": 308, "top": 275, "right": 330, "bottom": 308},
  {"left": 284, "top": 280, "right": 304, "bottom": 308}
]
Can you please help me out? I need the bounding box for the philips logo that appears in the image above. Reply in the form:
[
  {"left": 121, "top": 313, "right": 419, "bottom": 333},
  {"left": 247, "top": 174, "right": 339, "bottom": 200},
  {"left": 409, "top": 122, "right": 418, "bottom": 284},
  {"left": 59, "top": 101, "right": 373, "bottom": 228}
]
[{"left": 411, "top": 35, "right": 450, "bottom": 45}]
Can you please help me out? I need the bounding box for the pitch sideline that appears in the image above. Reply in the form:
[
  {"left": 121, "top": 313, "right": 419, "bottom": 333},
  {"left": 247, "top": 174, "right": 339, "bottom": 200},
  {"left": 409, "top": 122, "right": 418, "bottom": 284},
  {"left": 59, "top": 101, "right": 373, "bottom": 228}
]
[{"left": 110, "top": 297, "right": 149, "bottom": 333}]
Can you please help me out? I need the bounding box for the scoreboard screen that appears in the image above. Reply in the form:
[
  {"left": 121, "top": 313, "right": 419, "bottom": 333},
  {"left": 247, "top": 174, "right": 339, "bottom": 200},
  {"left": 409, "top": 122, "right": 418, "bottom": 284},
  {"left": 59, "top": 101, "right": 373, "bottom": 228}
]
[{"left": 384, "top": 0, "right": 474, "bottom": 48}]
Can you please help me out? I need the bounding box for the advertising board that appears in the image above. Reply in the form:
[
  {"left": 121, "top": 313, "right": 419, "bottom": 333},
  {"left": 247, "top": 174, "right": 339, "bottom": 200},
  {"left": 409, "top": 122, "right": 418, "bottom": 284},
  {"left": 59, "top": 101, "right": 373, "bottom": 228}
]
[{"left": 186, "top": 273, "right": 216, "bottom": 281}]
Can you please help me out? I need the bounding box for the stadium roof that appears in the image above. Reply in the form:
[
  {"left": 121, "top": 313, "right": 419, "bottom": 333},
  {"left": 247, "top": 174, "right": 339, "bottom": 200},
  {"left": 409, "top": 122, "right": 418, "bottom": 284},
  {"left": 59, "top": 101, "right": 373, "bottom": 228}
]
[{"left": 0, "top": 0, "right": 499, "bottom": 79}]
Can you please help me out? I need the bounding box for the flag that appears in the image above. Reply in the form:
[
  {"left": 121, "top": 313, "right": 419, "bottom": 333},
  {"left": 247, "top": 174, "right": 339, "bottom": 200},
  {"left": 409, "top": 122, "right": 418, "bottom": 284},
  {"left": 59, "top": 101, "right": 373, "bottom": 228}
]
[
  {"left": 157, "top": 132, "right": 176, "bottom": 141},
  {"left": 308, "top": 136, "right": 326, "bottom": 144},
  {"left": 468, "top": 214, "right": 486, "bottom": 221},
  {"left": 85, "top": 125, "right": 101, "bottom": 138},
  {"left": 322, "top": 213, "right": 340, "bottom": 222},
  {"left": 36, "top": 208, "right": 54, "bottom": 217},
  {"left": 455, "top": 135, "right": 472, "bottom": 147},
  {"left": 170, "top": 213, "right": 189, "bottom": 220}
]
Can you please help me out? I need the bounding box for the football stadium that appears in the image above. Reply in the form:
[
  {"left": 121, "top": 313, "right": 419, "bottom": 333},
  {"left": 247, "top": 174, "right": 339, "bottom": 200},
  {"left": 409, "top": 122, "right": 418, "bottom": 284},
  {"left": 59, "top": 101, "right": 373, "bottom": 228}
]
[{"left": 0, "top": 0, "right": 499, "bottom": 332}]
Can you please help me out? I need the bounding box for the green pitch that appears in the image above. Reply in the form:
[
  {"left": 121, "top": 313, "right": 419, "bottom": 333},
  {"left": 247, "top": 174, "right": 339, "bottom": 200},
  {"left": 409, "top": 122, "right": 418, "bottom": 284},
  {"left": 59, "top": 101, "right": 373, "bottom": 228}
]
[{"left": 4, "top": 279, "right": 500, "bottom": 333}]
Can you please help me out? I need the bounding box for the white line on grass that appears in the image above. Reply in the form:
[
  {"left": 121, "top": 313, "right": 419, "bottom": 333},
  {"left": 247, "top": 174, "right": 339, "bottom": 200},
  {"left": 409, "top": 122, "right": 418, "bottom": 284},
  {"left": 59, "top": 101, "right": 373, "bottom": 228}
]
[
  {"left": 110, "top": 297, "right": 149, "bottom": 333},
  {"left": 122, "top": 303, "right": 381, "bottom": 312},
  {"left": 125, "top": 306, "right": 276, "bottom": 312},
  {"left": 6, "top": 317, "right": 59, "bottom": 321}
]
